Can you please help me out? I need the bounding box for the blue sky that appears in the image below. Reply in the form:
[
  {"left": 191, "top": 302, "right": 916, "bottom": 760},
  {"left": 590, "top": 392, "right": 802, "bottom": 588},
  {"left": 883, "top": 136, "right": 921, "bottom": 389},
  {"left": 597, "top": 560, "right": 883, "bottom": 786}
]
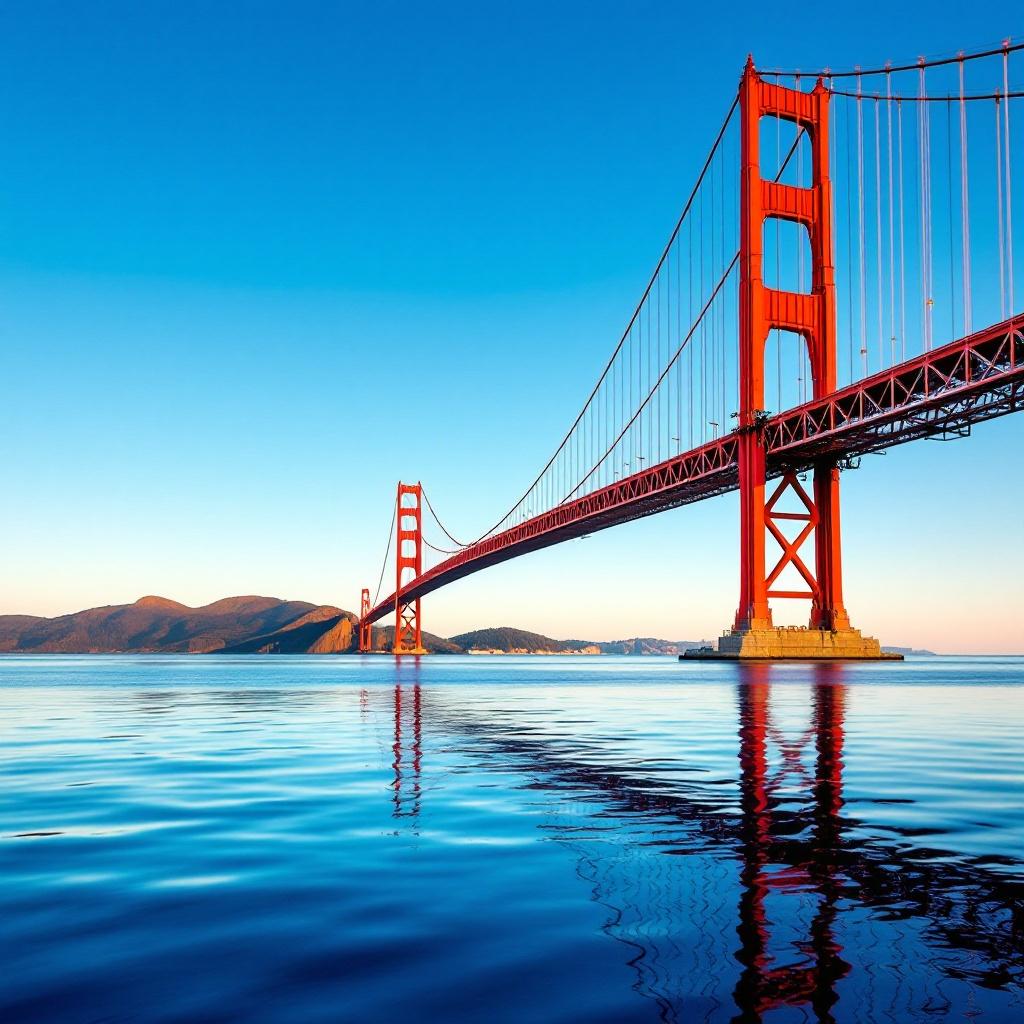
[{"left": 2, "top": 1, "right": 1022, "bottom": 652}]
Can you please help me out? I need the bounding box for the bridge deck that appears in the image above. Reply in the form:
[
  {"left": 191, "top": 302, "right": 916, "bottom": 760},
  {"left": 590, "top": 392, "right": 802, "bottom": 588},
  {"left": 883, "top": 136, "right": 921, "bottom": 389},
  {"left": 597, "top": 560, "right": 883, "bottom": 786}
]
[{"left": 366, "top": 316, "right": 1023, "bottom": 624}]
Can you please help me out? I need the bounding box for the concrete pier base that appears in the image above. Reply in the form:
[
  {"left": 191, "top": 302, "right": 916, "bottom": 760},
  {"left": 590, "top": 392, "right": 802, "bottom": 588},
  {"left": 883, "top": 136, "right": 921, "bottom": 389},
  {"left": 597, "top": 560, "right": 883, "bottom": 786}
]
[{"left": 682, "top": 626, "right": 902, "bottom": 661}]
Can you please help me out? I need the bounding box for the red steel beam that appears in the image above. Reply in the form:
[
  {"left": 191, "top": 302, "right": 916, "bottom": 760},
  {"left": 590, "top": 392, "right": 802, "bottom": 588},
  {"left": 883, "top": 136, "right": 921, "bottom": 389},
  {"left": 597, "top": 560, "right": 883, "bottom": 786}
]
[{"left": 364, "top": 315, "right": 1023, "bottom": 624}]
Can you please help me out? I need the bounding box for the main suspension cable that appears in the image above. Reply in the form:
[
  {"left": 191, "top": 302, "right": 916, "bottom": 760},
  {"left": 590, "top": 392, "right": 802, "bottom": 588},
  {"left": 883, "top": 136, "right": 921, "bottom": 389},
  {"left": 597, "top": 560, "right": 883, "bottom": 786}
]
[
  {"left": 421, "top": 487, "right": 469, "bottom": 549},
  {"left": 828, "top": 88, "right": 1024, "bottom": 102},
  {"left": 468, "top": 93, "right": 740, "bottom": 545},
  {"left": 763, "top": 40, "right": 1024, "bottom": 80},
  {"left": 370, "top": 495, "right": 398, "bottom": 609},
  {"left": 562, "top": 124, "right": 804, "bottom": 505},
  {"left": 561, "top": 253, "right": 740, "bottom": 503}
]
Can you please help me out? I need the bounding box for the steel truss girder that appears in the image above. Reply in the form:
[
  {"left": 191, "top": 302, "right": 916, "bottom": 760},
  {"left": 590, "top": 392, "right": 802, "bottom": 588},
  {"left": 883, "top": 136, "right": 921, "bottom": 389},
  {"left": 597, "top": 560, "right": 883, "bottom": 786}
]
[{"left": 364, "top": 317, "right": 1023, "bottom": 624}]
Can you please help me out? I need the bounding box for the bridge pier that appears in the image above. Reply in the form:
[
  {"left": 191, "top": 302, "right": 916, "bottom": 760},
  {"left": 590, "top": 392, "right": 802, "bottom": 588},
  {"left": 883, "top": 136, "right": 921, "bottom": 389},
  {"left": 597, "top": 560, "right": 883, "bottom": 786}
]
[
  {"left": 696, "top": 58, "right": 897, "bottom": 662},
  {"left": 685, "top": 626, "right": 899, "bottom": 660}
]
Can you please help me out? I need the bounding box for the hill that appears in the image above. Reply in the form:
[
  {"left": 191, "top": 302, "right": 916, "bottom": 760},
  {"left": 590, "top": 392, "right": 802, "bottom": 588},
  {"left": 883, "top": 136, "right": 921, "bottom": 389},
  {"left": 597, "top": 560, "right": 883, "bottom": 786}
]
[
  {"left": 0, "top": 596, "right": 318, "bottom": 654},
  {"left": 0, "top": 599, "right": 712, "bottom": 656},
  {"left": 218, "top": 606, "right": 358, "bottom": 654},
  {"left": 451, "top": 626, "right": 592, "bottom": 654},
  {"left": 451, "top": 627, "right": 702, "bottom": 656}
]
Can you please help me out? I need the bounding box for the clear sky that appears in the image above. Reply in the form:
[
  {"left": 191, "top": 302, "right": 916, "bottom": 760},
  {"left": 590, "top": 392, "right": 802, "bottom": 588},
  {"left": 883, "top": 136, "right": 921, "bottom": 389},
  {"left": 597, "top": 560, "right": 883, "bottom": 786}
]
[{"left": 2, "top": 1, "right": 1022, "bottom": 653}]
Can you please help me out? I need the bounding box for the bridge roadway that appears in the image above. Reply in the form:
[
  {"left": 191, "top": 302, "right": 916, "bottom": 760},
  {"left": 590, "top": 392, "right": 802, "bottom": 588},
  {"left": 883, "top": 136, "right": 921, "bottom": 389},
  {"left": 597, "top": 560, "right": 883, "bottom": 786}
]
[{"left": 366, "top": 314, "right": 1023, "bottom": 625}]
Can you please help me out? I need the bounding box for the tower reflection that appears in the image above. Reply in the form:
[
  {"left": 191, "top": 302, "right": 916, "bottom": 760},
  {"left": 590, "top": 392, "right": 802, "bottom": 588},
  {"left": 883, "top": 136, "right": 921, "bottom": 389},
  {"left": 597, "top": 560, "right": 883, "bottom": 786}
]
[
  {"left": 371, "top": 667, "right": 1023, "bottom": 1022},
  {"left": 391, "top": 682, "right": 422, "bottom": 820},
  {"left": 733, "top": 664, "right": 849, "bottom": 1022}
]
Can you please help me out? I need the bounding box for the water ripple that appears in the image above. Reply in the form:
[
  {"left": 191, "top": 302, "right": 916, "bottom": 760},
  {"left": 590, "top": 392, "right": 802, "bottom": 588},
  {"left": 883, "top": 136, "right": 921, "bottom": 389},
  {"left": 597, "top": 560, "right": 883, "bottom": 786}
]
[{"left": 1, "top": 654, "right": 1022, "bottom": 1022}]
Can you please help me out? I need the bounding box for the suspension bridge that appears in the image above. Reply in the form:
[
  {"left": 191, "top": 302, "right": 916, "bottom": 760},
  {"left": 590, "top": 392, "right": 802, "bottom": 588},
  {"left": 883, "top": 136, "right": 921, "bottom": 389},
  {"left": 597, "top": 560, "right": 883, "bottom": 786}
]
[{"left": 358, "top": 42, "right": 1024, "bottom": 658}]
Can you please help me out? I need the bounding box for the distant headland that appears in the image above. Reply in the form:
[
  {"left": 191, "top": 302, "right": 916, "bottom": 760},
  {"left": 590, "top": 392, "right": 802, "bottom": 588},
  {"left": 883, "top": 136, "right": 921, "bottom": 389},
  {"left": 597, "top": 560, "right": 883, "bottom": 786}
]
[{"left": 0, "top": 595, "right": 934, "bottom": 657}]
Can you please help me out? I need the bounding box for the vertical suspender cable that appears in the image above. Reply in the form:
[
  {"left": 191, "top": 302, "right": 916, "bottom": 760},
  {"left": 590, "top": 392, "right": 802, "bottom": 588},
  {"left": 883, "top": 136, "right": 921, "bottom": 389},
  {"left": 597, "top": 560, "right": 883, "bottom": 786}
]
[
  {"left": 1004, "top": 43, "right": 1015, "bottom": 315},
  {"left": 676, "top": 210, "right": 682, "bottom": 451},
  {"left": 958, "top": 56, "right": 972, "bottom": 333},
  {"left": 887, "top": 70, "right": 897, "bottom": 364},
  {"left": 897, "top": 98, "right": 907, "bottom": 360},
  {"left": 996, "top": 97, "right": 1006, "bottom": 319},
  {"left": 709, "top": 153, "right": 716, "bottom": 435},
  {"left": 646, "top": 278, "right": 652, "bottom": 462},
  {"left": 656, "top": 271, "right": 662, "bottom": 464},
  {"left": 688, "top": 212, "right": 694, "bottom": 448},
  {"left": 845, "top": 92, "right": 855, "bottom": 382},
  {"left": 857, "top": 73, "right": 868, "bottom": 376},
  {"left": 925, "top": 66, "right": 934, "bottom": 349},
  {"left": 720, "top": 141, "right": 727, "bottom": 429},
  {"left": 946, "top": 99, "right": 956, "bottom": 341},
  {"left": 700, "top": 183, "right": 706, "bottom": 442},
  {"left": 874, "top": 97, "right": 885, "bottom": 369},
  {"left": 918, "top": 61, "right": 933, "bottom": 351}
]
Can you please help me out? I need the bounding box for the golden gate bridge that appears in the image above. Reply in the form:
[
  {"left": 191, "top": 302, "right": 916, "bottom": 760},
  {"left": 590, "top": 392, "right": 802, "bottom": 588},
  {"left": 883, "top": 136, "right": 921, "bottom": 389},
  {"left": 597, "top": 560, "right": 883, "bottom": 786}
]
[{"left": 358, "top": 42, "right": 1024, "bottom": 658}]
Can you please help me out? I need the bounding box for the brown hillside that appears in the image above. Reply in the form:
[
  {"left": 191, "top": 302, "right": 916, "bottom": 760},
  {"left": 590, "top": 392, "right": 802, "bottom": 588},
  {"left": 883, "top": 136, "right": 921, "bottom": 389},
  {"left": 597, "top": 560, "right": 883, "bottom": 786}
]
[
  {"left": 0, "top": 596, "right": 317, "bottom": 654},
  {"left": 218, "top": 606, "right": 360, "bottom": 654}
]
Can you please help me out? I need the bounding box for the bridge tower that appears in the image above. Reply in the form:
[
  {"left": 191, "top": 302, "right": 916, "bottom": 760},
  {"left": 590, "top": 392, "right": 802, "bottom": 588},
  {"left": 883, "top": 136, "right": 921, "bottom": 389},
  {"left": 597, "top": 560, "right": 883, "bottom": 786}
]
[
  {"left": 723, "top": 57, "right": 887, "bottom": 659},
  {"left": 358, "top": 587, "right": 372, "bottom": 653},
  {"left": 393, "top": 482, "right": 428, "bottom": 655}
]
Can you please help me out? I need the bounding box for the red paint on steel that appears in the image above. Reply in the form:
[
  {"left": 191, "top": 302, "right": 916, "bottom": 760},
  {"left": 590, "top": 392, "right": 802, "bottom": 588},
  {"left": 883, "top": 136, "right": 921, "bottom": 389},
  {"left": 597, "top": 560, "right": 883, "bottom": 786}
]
[
  {"left": 362, "top": 316, "right": 1022, "bottom": 626},
  {"left": 393, "top": 483, "right": 425, "bottom": 654},
  {"left": 736, "top": 60, "right": 849, "bottom": 632},
  {"left": 358, "top": 588, "right": 372, "bottom": 652}
]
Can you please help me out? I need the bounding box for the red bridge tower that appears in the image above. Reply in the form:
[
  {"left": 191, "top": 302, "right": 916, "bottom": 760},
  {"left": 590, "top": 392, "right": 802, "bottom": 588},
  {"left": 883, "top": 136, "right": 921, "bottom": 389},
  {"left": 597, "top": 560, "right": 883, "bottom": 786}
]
[
  {"left": 393, "top": 482, "right": 427, "bottom": 655},
  {"left": 358, "top": 587, "right": 372, "bottom": 653},
  {"left": 720, "top": 58, "right": 888, "bottom": 659}
]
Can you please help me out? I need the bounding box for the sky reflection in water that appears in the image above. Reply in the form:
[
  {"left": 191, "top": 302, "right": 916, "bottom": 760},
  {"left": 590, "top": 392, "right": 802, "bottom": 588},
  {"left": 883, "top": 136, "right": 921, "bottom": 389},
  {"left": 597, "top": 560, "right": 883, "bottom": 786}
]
[{"left": 1, "top": 655, "right": 1022, "bottom": 1022}]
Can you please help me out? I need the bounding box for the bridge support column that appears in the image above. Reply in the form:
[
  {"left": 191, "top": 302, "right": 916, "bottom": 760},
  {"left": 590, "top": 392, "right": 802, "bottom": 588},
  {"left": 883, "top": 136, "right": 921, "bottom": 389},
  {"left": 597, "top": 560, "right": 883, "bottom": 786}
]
[
  {"left": 358, "top": 587, "right": 372, "bottom": 653},
  {"left": 692, "top": 58, "right": 894, "bottom": 661},
  {"left": 393, "top": 482, "right": 427, "bottom": 655}
]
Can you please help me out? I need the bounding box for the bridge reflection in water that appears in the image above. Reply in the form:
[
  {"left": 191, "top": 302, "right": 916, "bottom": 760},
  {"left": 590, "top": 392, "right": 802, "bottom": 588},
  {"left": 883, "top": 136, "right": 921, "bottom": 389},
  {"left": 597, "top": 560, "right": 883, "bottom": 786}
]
[{"left": 380, "top": 668, "right": 1023, "bottom": 1022}]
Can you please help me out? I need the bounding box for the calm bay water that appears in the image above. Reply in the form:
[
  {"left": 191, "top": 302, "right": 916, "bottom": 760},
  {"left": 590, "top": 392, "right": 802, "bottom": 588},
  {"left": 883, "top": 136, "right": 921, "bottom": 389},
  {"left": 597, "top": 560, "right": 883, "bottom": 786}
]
[{"left": 1, "top": 655, "right": 1022, "bottom": 1023}]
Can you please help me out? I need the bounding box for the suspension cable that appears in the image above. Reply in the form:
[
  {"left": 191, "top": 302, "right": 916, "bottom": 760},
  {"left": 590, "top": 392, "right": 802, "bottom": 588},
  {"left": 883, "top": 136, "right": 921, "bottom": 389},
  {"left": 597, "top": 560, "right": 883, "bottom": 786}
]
[
  {"left": 887, "top": 70, "right": 896, "bottom": 364},
  {"left": 370, "top": 495, "right": 398, "bottom": 609},
  {"left": 874, "top": 96, "right": 884, "bottom": 369},
  {"left": 1004, "top": 46, "right": 1015, "bottom": 315},
  {"left": 946, "top": 98, "right": 956, "bottom": 340},
  {"left": 918, "top": 62, "right": 934, "bottom": 350},
  {"left": 959, "top": 57, "right": 972, "bottom": 334},
  {"left": 857, "top": 74, "right": 868, "bottom": 374},
  {"left": 420, "top": 487, "right": 468, "bottom": 549},
  {"left": 763, "top": 40, "right": 1024, "bottom": 79},
  {"left": 562, "top": 124, "right": 805, "bottom": 505},
  {"left": 897, "top": 98, "right": 907, "bottom": 360},
  {"left": 563, "top": 253, "right": 740, "bottom": 502},
  {"left": 468, "top": 94, "right": 740, "bottom": 544},
  {"left": 422, "top": 537, "right": 461, "bottom": 556},
  {"left": 996, "top": 97, "right": 1006, "bottom": 318},
  {"left": 828, "top": 88, "right": 1024, "bottom": 102}
]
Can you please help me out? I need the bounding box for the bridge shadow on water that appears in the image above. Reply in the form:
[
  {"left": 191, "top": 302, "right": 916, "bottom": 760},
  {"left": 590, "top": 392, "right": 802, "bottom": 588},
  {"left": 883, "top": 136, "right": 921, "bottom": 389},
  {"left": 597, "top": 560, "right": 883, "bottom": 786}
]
[{"left": 383, "top": 664, "right": 1024, "bottom": 1023}]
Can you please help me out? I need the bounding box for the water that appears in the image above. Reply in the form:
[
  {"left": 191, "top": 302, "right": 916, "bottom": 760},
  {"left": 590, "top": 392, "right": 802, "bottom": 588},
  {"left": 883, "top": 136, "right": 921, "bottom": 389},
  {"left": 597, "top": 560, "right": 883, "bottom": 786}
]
[{"left": 1, "top": 655, "right": 1022, "bottom": 1023}]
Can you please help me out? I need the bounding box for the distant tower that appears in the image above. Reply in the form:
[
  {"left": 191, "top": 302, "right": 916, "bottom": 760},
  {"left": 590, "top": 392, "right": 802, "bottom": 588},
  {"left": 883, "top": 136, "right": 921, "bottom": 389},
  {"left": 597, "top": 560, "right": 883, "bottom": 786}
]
[
  {"left": 358, "top": 587, "right": 372, "bottom": 653},
  {"left": 393, "top": 482, "right": 427, "bottom": 655}
]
